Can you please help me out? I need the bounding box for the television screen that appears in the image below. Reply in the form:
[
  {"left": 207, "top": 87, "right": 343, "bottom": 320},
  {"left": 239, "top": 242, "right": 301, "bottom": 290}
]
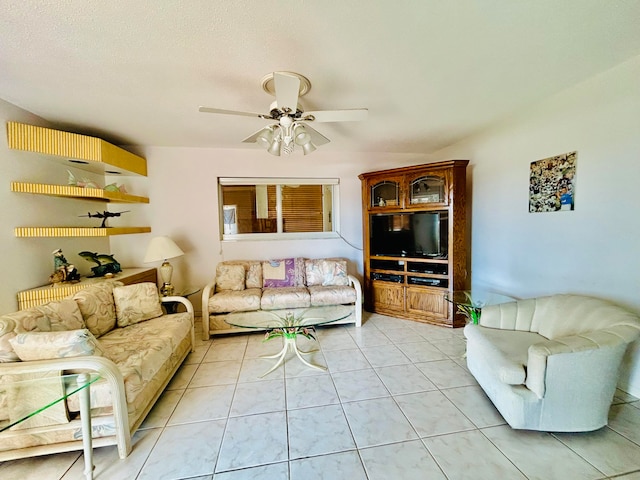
[{"left": 370, "top": 212, "right": 448, "bottom": 258}]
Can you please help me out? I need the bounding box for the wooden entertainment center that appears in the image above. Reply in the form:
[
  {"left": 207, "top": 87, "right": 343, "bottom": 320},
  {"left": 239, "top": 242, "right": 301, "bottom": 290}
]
[{"left": 359, "top": 160, "right": 469, "bottom": 327}]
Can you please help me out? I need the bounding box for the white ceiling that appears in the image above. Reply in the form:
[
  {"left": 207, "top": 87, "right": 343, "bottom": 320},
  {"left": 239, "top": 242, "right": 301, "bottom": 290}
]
[{"left": 1, "top": 1, "right": 640, "bottom": 155}]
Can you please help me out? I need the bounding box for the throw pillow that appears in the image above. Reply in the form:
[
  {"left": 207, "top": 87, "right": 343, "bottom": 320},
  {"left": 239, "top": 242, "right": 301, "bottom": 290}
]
[
  {"left": 215, "top": 264, "right": 246, "bottom": 292},
  {"left": 73, "top": 281, "right": 120, "bottom": 337},
  {"left": 262, "top": 258, "right": 296, "bottom": 287},
  {"left": 113, "top": 283, "right": 163, "bottom": 327},
  {"left": 9, "top": 329, "right": 104, "bottom": 361},
  {"left": 305, "top": 259, "right": 350, "bottom": 286}
]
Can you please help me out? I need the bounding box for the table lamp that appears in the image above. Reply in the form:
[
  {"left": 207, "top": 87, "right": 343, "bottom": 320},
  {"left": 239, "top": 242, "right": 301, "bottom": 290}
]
[{"left": 143, "top": 236, "right": 184, "bottom": 295}]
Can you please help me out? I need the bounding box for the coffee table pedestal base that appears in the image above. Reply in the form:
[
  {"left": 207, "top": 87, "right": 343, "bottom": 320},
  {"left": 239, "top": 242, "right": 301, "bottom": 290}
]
[{"left": 260, "top": 335, "right": 325, "bottom": 377}]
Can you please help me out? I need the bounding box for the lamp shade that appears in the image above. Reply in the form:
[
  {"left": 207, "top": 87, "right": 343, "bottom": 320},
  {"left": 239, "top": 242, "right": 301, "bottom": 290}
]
[{"left": 143, "top": 236, "right": 185, "bottom": 263}]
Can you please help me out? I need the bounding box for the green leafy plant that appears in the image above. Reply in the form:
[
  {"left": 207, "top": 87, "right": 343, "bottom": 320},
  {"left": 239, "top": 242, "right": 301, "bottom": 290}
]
[{"left": 263, "top": 312, "right": 317, "bottom": 341}]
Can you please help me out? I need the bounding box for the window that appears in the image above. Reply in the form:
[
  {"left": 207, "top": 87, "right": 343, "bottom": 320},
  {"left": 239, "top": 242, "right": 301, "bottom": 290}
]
[{"left": 218, "top": 177, "right": 340, "bottom": 240}]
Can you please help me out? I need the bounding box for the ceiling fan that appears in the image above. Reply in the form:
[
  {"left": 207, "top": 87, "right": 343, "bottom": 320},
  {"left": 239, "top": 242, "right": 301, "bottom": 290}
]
[{"left": 199, "top": 71, "right": 368, "bottom": 155}]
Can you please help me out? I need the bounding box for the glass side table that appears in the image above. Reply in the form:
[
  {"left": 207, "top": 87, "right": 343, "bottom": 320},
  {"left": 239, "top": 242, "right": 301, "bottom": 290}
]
[
  {"left": 1, "top": 372, "right": 101, "bottom": 480},
  {"left": 162, "top": 286, "right": 201, "bottom": 314},
  {"left": 444, "top": 290, "right": 515, "bottom": 324}
]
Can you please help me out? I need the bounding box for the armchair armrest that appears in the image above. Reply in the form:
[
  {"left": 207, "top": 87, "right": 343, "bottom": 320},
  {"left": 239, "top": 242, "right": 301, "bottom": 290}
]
[
  {"left": 526, "top": 326, "right": 636, "bottom": 399},
  {"left": 348, "top": 275, "right": 362, "bottom": 327},
  {"left": 161, "top": 296, "right": 196, "bottom": 351},
  {"left": 0, "top": 355, "right": 131, "bottom": 458},
  {"left": 201, "top": 279, "right": 216, "bottom": 340}
]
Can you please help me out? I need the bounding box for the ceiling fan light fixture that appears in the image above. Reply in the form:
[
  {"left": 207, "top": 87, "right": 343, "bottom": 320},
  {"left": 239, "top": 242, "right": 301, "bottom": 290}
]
[
  {"left": 293, "top": 124, "right": 311, "bottom": 145},
  {"left": 255, "top": 126, "right": 275, "bottom": 146},
  {"left": 301, "top": 142, "right": 317, "bottom": 155},
  {"left": 267, "top": 136, "right": 282, "bottom": 156}
]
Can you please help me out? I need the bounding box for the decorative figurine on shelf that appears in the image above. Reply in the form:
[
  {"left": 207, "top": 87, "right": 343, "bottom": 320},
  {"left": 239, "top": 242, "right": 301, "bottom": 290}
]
[
  {"left": 68, "top": 170, "right": 127, "bottom": 193},
  {"left": 49, "top": 248, "right": 81, "bottom": 284},
  {"left": 78, "top": 210, "right": 130, "bottom": 228},
  {"left": 67, "top": 170, "right": 101, "bottom": 189},
  {"left": 78, "top": 251, "right": 122, "bottom": 278}
]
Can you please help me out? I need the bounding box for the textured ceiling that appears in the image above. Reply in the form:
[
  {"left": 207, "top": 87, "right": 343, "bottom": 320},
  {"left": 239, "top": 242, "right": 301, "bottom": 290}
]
[{"left": 1, "top": 1, "right": 640, "bottom": 154}]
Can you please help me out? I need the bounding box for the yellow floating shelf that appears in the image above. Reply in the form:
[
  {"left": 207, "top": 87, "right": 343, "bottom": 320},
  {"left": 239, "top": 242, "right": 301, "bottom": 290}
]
[
  {"left": 15, "top": 227, "right": 151, "bottom": 238},
  {"left": 7, "top": 122, "right": 147, "bottom": 176},
  {"left": 11, "top": 182, "right": 149, "bottom": 204}
]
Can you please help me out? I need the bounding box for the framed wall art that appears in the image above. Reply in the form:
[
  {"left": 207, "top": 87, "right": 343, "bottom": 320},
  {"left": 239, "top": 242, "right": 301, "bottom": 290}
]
[{"left": 529, "top": 151, "right": 577, "bottom": 213}]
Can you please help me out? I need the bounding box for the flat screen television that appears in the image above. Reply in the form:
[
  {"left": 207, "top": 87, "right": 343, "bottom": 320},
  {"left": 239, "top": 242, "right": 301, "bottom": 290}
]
[{"left": 370, "top": 211, "right": 448, "bottom": 258}]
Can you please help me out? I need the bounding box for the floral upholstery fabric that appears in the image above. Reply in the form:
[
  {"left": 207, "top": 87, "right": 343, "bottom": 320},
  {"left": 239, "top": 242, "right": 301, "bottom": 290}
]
[
  {"left": 113, "top": 283, "right": 163, "bottom": 327},
  {"left": 0, "top": 299, "right": 85, "bottom": 363},
  {"left": 245, "top": 261, "right": 263, "bottom": 289},
  {"left": 66, "top": 313, "right": 192, "bottom": 417},
  {"left": 208, "top": 289, "right": 261, "bottom": 313},
  {"left": 261, "top": 287, "right": 310, "bottom": 310},
  {"left": 305, "top": 259, "right": 349, "bottom": 286},
  {"left": 73, "top": 281, "right": 122, "bottom": 338},
  {"left": 215, "top": 264, "right": 246, "bottom": 292},
  {"left": 9, "top": 329, "right": 103, "bottom": 361},
  {"left": 308, "top": 285, "right": 357, "bottom": 306}
]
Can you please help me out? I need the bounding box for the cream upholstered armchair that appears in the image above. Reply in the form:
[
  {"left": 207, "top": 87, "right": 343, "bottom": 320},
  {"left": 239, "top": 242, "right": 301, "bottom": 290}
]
[{"left": 464, "top": 294, "right": 640, "bottom": 432}]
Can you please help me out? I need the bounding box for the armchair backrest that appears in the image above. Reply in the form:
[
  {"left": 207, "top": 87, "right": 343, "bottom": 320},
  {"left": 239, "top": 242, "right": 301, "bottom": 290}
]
[{"left": 481, "top": 294, "right": 640, "bottom": 340}]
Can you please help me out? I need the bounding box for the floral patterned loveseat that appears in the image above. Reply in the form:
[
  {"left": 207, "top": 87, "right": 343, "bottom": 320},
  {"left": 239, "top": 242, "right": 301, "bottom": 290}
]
[
  {"left": 0, "top": 281, "right": 195, "bottom": 461},
  {"left": 202, "top": 258, "right": 362, "bottom": 338}
]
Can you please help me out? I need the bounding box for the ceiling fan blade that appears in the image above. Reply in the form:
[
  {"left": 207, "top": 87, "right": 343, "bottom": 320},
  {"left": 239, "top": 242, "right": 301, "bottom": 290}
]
[
  {"left": 199, "top": 106, "right": 269, "bottom": 119},
  {"left": 302, "top": 124, "right": 331, "bottom": 146},
  {"left": 273, "top": 72, "right": 300, "bottom": 113},
  {"left": 304, "top": 108, "right": 368, "bottom": 123}
]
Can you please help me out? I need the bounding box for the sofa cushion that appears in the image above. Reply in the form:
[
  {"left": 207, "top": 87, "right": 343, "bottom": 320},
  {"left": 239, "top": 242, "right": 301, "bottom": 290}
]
[
  {"left": 305, "top": 259, "right": 349, "bottom": 286},
  {"left": 73, "top": 281, "right": 120, "bottom": 337},
  {"left": 68, "top": 312, "right": 193, "bottom": 414},
  {"left": 261, "top": 287, "right": 310, "bottom": 310},
  {"left": 464, "top": 324, "right": 546, "bottom": 385},
  {"left": 114, "top": 283, "right": 163, "bottom": 327},
  {"left": 0, "top": 300, "right": 85, "bottom": 363},
  {"left": 9, "top": 329, "right": 103, "bottom": 361},
  {"left": 3, "top": 370, "right": 69, "bottom": 430},
  {"left": 308, "top": 285, "right": 357, "bottom": 306},
  {"left": 215, "top": 264, "right": 246, "bottom": 292},
  {"left": 208, "top": 288, "right": 262, "bottom": 313}
]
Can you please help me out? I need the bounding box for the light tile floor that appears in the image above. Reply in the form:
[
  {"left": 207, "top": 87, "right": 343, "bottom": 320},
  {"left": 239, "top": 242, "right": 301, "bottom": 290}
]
[{"left": 2, "top": 313, "right": 640, "bottom": 480}]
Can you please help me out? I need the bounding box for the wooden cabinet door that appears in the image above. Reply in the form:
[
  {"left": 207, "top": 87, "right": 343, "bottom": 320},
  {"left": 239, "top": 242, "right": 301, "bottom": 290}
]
[
  {"left": 371, "top": 281, "right": 405, "bottom": 313},
  {"left": 406, "top": 286, "right": 448, "bottom": 321},
  {"left": 367, "top": 175, "right": 405, "bottom": 210},
  {"left": 405, "top": 170, "right": 449, "bottom": 209}
]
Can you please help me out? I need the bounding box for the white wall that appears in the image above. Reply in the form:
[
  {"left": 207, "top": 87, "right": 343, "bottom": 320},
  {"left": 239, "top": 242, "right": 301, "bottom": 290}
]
[
  {"left": 431, "top": 54, "right": 640, "bottom": 395},
  {"left": 108, "top": 147, "right": 432, "bottom": 311},
  {"left": 0, "top": 99, "right": 110, "bottom": 313}
]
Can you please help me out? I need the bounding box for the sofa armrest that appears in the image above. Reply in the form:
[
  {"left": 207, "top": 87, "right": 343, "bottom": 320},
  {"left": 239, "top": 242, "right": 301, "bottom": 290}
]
[
  {"left": 527, "top": 326, "right": 637, "bottom": 399},
  {"left": 161, "top": 296, "right": 196, "bottom": 351},
  {"left": 0, "top": 355, "right": 131, "bottom": 458},
  {"left": 348, "top": 275, "right": 363, "bottom": 327},
  {"left": 201, "top": 279, "right": 216, "bottom": 340}
]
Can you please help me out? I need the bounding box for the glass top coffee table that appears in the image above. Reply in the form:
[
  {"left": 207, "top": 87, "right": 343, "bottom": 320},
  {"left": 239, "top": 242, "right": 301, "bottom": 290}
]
[
  {"left": 225, "top": 305, "right": 353, "bottom": 376},
  {"left": 444, "top": 290, "right": 515, "bottom": 324},
  {"left": 1, "top": 372, "right": 100, "bottom": 479}
]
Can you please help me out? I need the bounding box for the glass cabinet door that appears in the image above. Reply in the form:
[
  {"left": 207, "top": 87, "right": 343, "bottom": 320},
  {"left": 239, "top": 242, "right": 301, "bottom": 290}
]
[
  {"left": 370, "top": 178, "right": 401, "bottom": 208},
  {"left": 408, "top": 173, "right": 447, "bottom": 206}
]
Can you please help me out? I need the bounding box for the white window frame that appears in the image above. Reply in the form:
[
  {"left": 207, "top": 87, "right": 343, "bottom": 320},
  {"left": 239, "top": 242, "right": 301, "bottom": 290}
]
[{"left": 218, "top": 177, "right": 341, "bottom": 241}]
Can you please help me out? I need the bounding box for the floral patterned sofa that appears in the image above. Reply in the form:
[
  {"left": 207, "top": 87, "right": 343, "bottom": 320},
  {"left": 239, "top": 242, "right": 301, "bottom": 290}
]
[
  {"left": 0, "top": 281, "right": 195, "bottom": 461},
  {"left": 202, "top": 258, "right": 362, "bottom": 337}
]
